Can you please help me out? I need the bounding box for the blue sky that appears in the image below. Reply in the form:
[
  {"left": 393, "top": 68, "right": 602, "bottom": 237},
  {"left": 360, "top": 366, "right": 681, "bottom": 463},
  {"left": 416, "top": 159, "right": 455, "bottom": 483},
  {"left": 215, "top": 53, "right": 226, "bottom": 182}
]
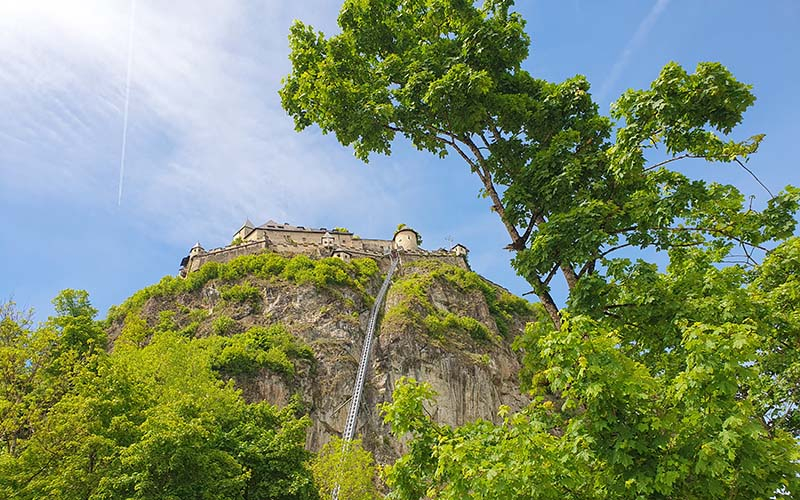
[{"left": 1, "top": 0, "right": 798, "bottom": 322}]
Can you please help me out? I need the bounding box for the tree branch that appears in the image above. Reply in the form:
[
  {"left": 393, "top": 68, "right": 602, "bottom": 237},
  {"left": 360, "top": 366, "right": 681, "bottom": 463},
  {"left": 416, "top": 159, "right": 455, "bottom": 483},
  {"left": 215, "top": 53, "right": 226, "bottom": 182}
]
[
  {"left": 543, "top": 263, "right": 560, "bottom": 285},
  {"left": 460, "top": 135, "right": 523, "bottom": 244},
  {"left": 608, "top": 225, "right": 768, "bottom": 252},
  {"left": 734, "top": 158, "right": 774, "bottom": 198},
  {"left": 479, "top": 132, "right": 492, "bottom": 151},
  {"left": 644, "top": 154, "right": 702, "bottom": 172}
]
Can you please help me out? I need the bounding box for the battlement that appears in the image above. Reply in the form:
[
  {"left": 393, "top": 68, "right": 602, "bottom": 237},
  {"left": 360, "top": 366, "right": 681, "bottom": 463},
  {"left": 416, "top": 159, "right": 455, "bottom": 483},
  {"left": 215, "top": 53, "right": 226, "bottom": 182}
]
[{"left": 179, "top": 220, "right": 469, "bottom": 276}]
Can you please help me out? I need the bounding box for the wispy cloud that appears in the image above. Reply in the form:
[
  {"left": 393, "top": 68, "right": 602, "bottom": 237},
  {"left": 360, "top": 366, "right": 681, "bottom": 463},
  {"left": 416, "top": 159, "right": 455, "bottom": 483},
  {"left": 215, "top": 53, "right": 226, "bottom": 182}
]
[
  {"left": 596, "top": 0, "right": 670, "bottom": 102},
  {"left": 0, "top": 0, "right": 409, "bottom": 246}
]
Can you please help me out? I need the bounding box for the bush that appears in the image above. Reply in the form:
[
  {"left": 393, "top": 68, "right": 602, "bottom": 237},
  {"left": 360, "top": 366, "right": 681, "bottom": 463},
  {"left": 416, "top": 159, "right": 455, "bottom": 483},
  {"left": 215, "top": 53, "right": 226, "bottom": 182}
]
[
  {"left": 202, "top": 324, "right": 313, "bottom": 377},
  {"left": 212, "top": 315, "right": 237, "bottom": 336},
  {"left": 221, "top": 283, "right": 261, "bottom": 307},
  {"left": 425, "top": 312, "right": 491, "bottom": 342},
  {"left": 157, "top": 311, "right": 177, "bottom": 332},
  {"left": 407, "top": 260, "right": 533, "bottom": 338}
]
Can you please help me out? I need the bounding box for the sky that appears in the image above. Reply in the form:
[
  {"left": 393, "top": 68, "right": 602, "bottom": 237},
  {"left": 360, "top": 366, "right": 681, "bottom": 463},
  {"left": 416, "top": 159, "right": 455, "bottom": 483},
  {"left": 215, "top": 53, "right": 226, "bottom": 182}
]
[{"left": 1, "top": 0, "right": 798, "bottom": 322}]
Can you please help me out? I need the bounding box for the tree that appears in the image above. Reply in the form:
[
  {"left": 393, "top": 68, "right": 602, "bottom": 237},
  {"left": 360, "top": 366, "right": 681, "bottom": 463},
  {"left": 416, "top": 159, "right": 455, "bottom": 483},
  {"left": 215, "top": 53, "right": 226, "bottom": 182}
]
[
  {"left": 380, "top": 242, "right": 800, "bottom": 498},
  {"left": 0, "top": 293, "right": 318, "bottom": 500},
  {"left": 310, "top": 437, "right": 381, "bottom": 500},
  {"left": 281, "top": 0, "right": 800, "bottom": 497},
  {"left": 280, "top": 0, "right": 798, "bottom": 329}
]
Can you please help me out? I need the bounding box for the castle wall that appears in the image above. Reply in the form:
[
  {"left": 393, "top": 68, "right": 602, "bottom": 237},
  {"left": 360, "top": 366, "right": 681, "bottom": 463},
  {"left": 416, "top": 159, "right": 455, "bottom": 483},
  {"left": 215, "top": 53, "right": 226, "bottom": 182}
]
[
  {"left": 187, "top": 240, "right": 268, "bottom": 272},
  {"left": 396, "top": 250, "right": 469, "bottom": 270},
  {"left": 184, "top": 225, "right": 468, "bottom": 276},
  {"left": 352, "top": 238, "right": 394, "bottom": 253},
  {"left": 244, "top": 228, "right": 357, "bottom": 248}
]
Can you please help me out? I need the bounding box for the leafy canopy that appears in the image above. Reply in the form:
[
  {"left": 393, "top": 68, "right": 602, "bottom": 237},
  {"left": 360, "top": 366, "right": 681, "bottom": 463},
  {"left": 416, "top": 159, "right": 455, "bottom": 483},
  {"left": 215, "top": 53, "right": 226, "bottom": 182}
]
[
  {"left": 310, "top": 437, "right": 381, "bottom": 500},
  {"left": 0, "top": 292, "right": 318, "bottom": 500},
  {"left": 281, "top": 0, "right": 800, "bottom": 498},
  {"left": 280, "top": 0, "right": 799, "bottom": 328}
]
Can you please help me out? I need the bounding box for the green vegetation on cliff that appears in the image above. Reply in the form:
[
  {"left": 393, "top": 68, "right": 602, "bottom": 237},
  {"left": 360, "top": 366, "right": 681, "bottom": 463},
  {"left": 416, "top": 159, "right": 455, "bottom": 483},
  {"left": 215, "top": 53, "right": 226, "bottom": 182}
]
[
  {"left": 200, "top": 324, "right": 314, "bottom": 377},
  {"left": 311, "top": 437, "right": 380, "bottom": 500},
  {"left": 107, "top": 252, "right": 380, "bottom": 325},
  {"left": 384, "top": 259, "right": 535, "bottom": 344}
]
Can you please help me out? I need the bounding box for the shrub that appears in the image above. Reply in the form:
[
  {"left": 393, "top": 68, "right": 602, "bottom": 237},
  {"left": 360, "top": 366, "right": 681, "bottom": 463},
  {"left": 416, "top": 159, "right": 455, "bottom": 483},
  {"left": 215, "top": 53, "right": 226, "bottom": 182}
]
[
  {"left": 425, "top": 312, "right": 491, "bottom": 342},
  {"left": 157, "top": 311, "right": 177, "bottom": 332},
  {"left": 221, "top": 283, "right": 262, "bottom": 307},
  {"left": 203, "top": 324, "right": 313, "bottom": 377},
  {"left": 212, "top": 315, "right": 237, "bottom": 336}
]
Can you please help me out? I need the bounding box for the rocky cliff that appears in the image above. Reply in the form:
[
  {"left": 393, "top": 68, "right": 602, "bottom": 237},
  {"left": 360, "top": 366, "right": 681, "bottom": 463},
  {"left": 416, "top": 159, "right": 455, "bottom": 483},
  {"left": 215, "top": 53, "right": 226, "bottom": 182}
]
[{"left": 106, "top": 252, "right": 536, "bottom": 463}]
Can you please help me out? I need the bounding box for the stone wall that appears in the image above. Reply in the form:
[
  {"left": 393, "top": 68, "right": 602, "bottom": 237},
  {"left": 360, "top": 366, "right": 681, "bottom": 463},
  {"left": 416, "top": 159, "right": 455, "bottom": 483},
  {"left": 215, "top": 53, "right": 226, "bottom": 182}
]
[
  {"left": 186, "top": 240, "right": 268, "bottom": 272},
  {"left": 396, "top": 249, "right": 469, "bottom": 270},
  {"left": 184, "top": 236, "right": 468, "bottom": 276}
]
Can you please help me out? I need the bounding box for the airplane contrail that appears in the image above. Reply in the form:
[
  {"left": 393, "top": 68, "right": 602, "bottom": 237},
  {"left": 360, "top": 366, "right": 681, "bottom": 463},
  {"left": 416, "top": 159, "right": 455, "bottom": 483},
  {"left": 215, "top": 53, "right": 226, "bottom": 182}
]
[
  {"left": 597, "top": 0, "right": 670, "bottom": 103},
  {"left": 118, "top": 0, "right": 137, "bottom": 206}
]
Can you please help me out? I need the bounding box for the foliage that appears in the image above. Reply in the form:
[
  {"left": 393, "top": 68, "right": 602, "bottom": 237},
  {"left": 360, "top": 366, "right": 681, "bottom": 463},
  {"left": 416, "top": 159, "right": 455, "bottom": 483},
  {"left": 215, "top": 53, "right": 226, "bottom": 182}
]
[
  {"left": 333, "top": 227, "right": 350, "bottom": 233},
  {"left": 221, "top": 283, "right": 263, "bottom": 311},
  {"left": 424, "top": 312, "right": 489, "bottom": 342},
  {"left": 200, "top": 324, "right": 314, "bottom": 377},
  {"left": 107, "top": 252, "right": 381, "bottom": 324},
  {"left": 283, "top": 0, "right": 800, "bottom": 497},
  {"left": 0, "top": 295, "right": 318, "bottom": 500},
  {"left": 280, "top": 0, "right": 799, "bottom": 329},
  {"left": 156, "top": 310, "right": 177, "bottom": 332},
  {"left": 310, "top": 437, "right": 381, "bottom": 500},
  {"left": 385, "top": 260, "right": 534, "bottom": 341},
  {"left": 212, "top": 315, "right": 238, "bottom": 336},
  {"left": 231, "top": 236, "right": 245, "bottom": 246}
]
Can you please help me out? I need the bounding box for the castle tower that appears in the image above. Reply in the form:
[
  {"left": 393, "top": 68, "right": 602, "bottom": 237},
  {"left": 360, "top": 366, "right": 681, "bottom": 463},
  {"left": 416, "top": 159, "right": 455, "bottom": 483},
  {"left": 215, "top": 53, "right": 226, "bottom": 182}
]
[
  {"left": 233, "top": 219, "right": 255, "bottom": 242},
  {"left": 189, "top": 242, "right": 206, "bottom": 257},
  {"left": 322, "top": 231, "right": 335, "bottom": 248},
  {"left": 393, "top": 227, "right": 420, "bottom": 251},
  {"left": 451, "top": 243, "right": 469, "bottom": 257}
]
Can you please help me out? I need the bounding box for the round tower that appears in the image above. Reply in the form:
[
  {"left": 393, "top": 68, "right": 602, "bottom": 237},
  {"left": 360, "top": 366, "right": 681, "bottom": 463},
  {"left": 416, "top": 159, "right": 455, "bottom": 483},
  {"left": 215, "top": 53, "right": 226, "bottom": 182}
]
[
  {"left": 393, "top": 227, "right": 420, "bottom": 251},
  {"left": 189, "top": 242, "right": 206, "bottom": 257}
]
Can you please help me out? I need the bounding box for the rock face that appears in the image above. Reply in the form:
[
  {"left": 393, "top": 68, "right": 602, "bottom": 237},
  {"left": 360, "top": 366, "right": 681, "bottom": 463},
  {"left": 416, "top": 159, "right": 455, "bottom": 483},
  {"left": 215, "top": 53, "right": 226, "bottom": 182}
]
[{"left": 108, "top": 256, "right": 534, "bottom": 464}]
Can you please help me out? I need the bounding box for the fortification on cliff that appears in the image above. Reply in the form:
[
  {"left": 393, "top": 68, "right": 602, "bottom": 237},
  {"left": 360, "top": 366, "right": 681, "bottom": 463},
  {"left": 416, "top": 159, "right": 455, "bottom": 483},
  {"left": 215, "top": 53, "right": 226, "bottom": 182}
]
[{"left": 179, "top": 220, "right": 469, "bottom": 276}]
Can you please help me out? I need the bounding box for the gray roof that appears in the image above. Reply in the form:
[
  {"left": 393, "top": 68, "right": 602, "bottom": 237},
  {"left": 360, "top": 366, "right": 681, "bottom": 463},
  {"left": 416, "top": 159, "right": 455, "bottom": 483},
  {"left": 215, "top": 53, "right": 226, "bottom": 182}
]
[{"left": 255, "top": 220, "right": 352, "bottom": 235}]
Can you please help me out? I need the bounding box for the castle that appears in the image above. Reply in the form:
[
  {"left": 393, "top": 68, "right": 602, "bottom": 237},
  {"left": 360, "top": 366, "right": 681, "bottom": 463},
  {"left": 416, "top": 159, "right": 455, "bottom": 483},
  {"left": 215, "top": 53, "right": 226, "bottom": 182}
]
[{"left": 179, "top": 220, "right": 469, "bottom": 275}]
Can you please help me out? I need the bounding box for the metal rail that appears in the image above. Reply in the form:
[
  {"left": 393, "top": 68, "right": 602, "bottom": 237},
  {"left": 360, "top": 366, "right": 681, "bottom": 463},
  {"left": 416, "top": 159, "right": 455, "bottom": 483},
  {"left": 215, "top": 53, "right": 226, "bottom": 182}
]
[{"left": 333, "top": 252, "right": 398, "bottom": 499}]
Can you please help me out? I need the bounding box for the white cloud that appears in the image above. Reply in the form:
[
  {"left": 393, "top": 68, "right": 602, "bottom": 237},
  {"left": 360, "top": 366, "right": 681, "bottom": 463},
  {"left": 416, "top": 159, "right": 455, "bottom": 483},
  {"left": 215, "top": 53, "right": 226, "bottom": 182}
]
[{"left": 0, "top": 0, "right": 408, "bottom": 246}]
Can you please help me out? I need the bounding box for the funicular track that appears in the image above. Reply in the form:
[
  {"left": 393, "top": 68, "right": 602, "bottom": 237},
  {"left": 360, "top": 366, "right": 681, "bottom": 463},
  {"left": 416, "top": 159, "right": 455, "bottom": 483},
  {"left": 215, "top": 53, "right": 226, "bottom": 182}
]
[{"left": 333, "top": 252, "right": 399, "bottom": 499}]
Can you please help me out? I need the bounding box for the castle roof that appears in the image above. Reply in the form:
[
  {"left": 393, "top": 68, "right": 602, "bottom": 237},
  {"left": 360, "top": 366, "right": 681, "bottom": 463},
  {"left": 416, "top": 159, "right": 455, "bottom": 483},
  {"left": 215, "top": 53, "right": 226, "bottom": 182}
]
[
  {"left": 393, "top": 226, "right": 419, "bottom": 238},
  {"left": 256, "top": 220, "right": 352, "bottom": 235},
  {"left": 233, "top": 219, "right": 256, "bottom": 239},
  {"left": 451, "top": 243, "right": 469, "bottom": 251}
]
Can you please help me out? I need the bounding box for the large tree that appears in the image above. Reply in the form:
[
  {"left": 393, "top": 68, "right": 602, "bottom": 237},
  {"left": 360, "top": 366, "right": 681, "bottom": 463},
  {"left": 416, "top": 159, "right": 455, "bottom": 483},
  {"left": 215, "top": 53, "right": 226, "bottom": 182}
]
[
  {"left": 281, "top": 0, "right": 800, "bottom": 498},
  {"left": 280, "top": 0, "right": 798, "bottom": 329}
]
